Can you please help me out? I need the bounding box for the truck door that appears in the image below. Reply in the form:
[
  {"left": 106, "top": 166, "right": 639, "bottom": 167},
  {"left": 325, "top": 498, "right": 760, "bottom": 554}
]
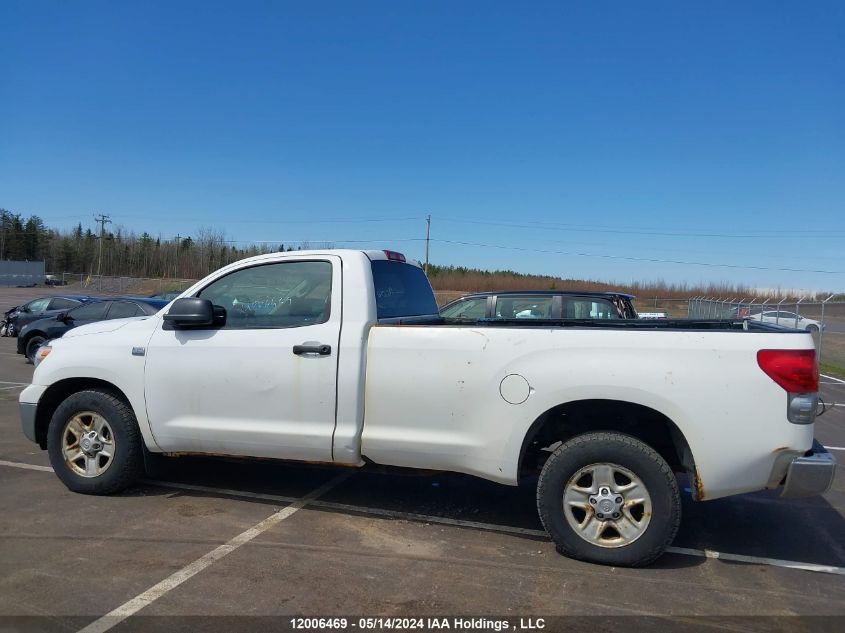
[{"left": 144, "top": 256, "right": 342, "bottom": 461}]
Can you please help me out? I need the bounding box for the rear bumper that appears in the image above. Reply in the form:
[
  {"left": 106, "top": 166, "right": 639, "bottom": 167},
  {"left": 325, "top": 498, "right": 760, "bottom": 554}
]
[{"left": 780, "top": 440, "right": 836, "bottom": 499}]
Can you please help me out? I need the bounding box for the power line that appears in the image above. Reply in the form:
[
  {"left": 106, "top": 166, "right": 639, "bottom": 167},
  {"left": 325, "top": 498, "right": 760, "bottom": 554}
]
[
  {"left": 5, "top": 209, "right": 844, "bottom": 275},
  {"left": 215, "top": 237, "right": 427, "bottom": 245},
  {"left": 436, "top": 217, "right": 845, "bottom": 239},
  {"left": 31, "top": 211, "right": 845, "bottom": 239},
  {"left": 170, "top": 234, "right": 844, "bottom": 274},
  {"left": 430, "top": 238, "right": 845, "bottom": 275},
  {"left": 106, "top": 215, "right": 425, "bottom": 225}
]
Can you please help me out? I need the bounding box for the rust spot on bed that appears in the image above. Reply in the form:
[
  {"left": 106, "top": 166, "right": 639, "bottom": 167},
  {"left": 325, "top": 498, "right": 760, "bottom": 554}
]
[{"left": 694, "top": 471, "right": 706, "bottom": 501}]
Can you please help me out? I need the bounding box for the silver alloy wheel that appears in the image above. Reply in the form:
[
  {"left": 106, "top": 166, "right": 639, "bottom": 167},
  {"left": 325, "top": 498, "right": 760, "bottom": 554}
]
[
  {"left": 61, "top": 411, "right": 116, "bottom": 478},
  {"left": 562, "top": 462, "right": 652, "bottom": 548}
]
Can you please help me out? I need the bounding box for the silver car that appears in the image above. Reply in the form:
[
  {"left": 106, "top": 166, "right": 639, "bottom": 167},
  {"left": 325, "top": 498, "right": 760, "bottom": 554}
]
[{"left": 747, "top": 310, "right": 825, "bottom": 332}]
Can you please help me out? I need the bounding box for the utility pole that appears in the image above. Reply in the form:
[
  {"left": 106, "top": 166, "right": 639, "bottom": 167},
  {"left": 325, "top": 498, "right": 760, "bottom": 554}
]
[
  {"left": 424, "top": 214, "right": 431, "bottom": 274},
  {"left": 174, "top": 233, "right": 181, "bottom": 278},
  {"left": 0, "top": 210, "right": 6, "bottom": 261},
  {"left": 93, "top": 213, "right": 112, "bottom": 277}
]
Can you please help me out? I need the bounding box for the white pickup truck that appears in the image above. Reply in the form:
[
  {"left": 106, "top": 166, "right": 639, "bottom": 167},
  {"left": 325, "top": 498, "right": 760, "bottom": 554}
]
[{"left": 20, "top": 249, "right": 836, "bottom": 566}]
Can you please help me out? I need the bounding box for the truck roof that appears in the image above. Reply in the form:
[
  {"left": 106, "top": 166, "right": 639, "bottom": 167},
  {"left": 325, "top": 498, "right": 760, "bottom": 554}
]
[{"left": 221, "top": 248, "right": 423, "bottom": 268}]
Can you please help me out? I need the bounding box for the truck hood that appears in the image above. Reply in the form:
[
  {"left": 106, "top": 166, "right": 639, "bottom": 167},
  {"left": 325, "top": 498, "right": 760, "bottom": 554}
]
[{"left": 62, "top": 317, "right": 149, "bottom": 338}]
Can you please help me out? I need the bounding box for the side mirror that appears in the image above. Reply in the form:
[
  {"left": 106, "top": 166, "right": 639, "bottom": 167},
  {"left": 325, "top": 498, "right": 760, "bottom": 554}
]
[
  {"left": 56, "top": 312, "right": 68, "bottom": 322},
  {"left": 163, "top": 298, "right": 224, "bottom": 329}
]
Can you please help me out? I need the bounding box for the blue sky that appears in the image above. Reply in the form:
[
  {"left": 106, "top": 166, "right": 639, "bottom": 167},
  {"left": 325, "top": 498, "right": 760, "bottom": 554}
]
[{"left": 1, "top": 1, "right": 843, "bottom": 291}]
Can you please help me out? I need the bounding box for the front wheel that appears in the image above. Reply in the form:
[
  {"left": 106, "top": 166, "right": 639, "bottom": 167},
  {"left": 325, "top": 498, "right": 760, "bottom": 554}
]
[
  {"left": 47, "top": 389, "right": 144, "bottom": 494},
  {"left": 537, "top": 431, "right": 681, "bottom": 567},
  {"left": 806, "top": 325, "right": 819, "bottom": 333}
]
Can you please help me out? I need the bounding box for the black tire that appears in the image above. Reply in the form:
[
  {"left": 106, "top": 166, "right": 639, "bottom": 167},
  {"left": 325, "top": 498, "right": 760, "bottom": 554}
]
[
  {"left": 806, "top": 325, "right": 819, "bottom": 333},
  {"left": 537, "top": 431, "right": 681, "bottom": 567},
  {"left": 25, "top": 335, "right": 46, "bottom": 363},
  {"left": 47, "top": 389, "right": 144, "bottom": 494}
]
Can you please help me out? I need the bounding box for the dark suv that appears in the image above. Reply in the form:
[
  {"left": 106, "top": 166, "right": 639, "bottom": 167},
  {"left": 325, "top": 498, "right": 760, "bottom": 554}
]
[{"left": 440, "top": 290, "right": 638, "bottom": 321}]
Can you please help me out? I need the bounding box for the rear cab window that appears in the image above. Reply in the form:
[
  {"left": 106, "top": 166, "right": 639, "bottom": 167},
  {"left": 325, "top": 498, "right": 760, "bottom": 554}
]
[{"left": 370, "top": 259, "right": 438, "bottom": 320}]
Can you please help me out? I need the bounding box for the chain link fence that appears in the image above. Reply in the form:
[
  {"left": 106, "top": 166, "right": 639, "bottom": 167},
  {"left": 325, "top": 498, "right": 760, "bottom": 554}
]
[
  {"left": 48, "top": 273, "right": 197, "bottom": 296},
  {"left": 689, "top": 297, "right": 845, "bottom": 378}
]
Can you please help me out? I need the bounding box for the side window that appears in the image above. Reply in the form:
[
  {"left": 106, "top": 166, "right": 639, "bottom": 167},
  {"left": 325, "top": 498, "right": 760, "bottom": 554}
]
[
  {"left": 48, "top": 298, "right": 80, "bottom": 310},
  {"left": 496, "top": 296, "right": 554, "bottom": 319},
  {"left": 107, "top": 302, "right": 142, "bottom": 319},
  {"left": 198, "top": 261, "right": 332, "bottom": 329},
  {"left": 67, "top": 302, "right": 109, "bottom": 321},
  {"left": 26, "top": 298, "right": 51, "bottom": 312},
  {"left": 562, "top": 298, "right": 620, "bottom": 319},
  {"left": 441, "top": 298, "right": 487, "bottom": 320}
]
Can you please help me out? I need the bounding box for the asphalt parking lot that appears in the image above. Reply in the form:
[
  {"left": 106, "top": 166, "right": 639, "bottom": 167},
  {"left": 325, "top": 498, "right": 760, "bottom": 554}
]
[{"left": 1, "top": 335, "right": 844, "bottom": 632}]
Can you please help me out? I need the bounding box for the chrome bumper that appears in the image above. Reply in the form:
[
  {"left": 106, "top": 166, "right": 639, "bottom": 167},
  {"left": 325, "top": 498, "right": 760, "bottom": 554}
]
[
  {"left": 20, "top": 402, "right": 37, "bottom": 443},
  {"left": 781, "top": 440, "right": 836, "bottom": 499}
]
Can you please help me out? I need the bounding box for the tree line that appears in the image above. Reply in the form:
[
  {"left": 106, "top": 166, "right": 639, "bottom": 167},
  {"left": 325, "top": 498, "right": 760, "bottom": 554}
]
[
  {"left": 2, "top": 208, "right": 841, "bottom": 300},
  {"left": 0, "top": 209, "right": 300, "bottom": 280}
]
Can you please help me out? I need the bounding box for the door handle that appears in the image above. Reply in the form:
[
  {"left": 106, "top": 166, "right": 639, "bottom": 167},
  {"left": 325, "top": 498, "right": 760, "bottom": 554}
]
[{"left": 292, "top": 343, "right": 332, "bottom": 356}]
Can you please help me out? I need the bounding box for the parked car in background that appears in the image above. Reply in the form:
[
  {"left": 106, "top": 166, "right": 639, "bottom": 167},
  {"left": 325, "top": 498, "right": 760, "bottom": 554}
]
[
  {"left": 149, "top": 291, "right": 182, "bottom": 301},
  {"left": 3, "top": 295, "right": 95, "bottom": 337},
  {"left": 440, "top": 290, "right": 638, "bottom": 321},
  {"left": 747, "top": 310, "right": 825, "bottom": 332},
  {"left": 44, "top": 275, "right": 67, "bottom": 286},
  {"left": 17, "top": 297, "right": 168, "bottom": 362}
]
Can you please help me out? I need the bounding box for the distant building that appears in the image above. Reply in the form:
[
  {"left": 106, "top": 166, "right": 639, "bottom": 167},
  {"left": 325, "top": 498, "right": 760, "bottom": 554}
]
[{"left": 0, "top": 260, "right": 46, "bottom": 287}]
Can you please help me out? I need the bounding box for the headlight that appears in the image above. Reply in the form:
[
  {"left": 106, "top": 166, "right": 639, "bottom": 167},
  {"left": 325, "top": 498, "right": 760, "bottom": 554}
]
[{"left": 33, "top": 343, "right": 52, "bottom": 368}]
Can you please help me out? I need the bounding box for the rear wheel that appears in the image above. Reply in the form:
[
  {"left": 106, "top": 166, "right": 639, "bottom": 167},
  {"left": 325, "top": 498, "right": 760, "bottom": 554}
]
[
  {"left": 47, "top": 390, "right": 144, "bottom": 494},
  {"left": 25, "top": 335, "right": 46, "bottom": 363},
  {"left": 537, "top": 431, "right": 681, "bottom": 567}
]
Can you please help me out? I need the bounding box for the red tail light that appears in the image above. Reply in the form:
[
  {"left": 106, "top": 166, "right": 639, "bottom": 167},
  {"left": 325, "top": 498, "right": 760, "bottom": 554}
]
[
  {"left": 757, "top": 349, "right": 819, "bottom": 392},
  {"left": 383, "top": 250, "right": 406, "bottom": 262}
]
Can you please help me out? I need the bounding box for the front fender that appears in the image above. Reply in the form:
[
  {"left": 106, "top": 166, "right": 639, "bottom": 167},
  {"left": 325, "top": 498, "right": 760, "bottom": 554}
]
[{"left": 31, "top": 319, "right": 161, "bottom": 451}]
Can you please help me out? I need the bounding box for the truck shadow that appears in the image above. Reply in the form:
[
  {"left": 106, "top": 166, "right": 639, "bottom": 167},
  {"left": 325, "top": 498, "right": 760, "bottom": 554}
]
[{"left": 132, "top": 454, "right": 845, "bottom": 571}]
